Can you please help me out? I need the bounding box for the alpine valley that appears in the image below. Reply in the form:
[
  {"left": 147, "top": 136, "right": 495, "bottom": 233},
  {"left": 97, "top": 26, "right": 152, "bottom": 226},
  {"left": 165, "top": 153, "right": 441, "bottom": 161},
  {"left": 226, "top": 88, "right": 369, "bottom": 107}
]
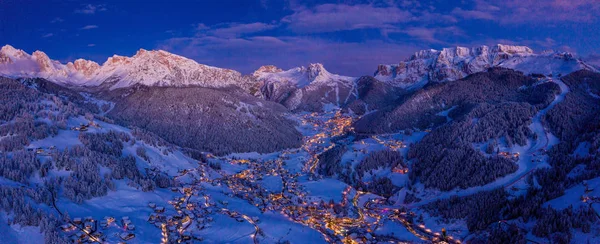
[{"left": 1, "top": 43, "right": 599, "bottom": 244}]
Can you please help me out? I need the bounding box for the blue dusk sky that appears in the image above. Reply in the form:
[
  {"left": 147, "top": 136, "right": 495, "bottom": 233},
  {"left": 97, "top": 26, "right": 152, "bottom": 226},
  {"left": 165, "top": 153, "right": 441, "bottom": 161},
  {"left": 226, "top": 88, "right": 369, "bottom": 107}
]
[{"left": 0, "top": 0, "right": 598, "bottom": 76}]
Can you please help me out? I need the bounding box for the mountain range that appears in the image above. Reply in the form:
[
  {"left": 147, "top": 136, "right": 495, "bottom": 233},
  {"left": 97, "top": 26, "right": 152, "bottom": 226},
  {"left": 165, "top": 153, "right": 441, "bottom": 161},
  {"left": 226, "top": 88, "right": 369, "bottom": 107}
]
[
  {"left": 1, "top": 43, "right": 595, "bottom": 113},
  {"left": 1, "top": 44, "right": 594, "bottom": 89}
]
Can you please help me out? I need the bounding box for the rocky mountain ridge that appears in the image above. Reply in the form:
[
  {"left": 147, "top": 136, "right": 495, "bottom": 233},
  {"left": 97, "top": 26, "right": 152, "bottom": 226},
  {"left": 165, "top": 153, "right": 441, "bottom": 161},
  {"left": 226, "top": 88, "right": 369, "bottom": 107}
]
[
  {"left": 374, "top": 44, "right": 594, "bottom": 89},
  {"left": 0, "top": 45, "right": 247, "bottom": 90},
  {"left": 1, "top": 44, "right": 596, "bottom": 112}
]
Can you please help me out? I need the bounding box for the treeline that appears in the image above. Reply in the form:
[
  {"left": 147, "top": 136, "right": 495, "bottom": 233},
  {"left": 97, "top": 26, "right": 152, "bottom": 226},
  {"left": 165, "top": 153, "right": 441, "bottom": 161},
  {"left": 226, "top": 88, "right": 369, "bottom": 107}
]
[
  {"left": 425, "top": 131, "right": 600, "bottom": 242},
  {"left": 131, "top": 127, "right": 175, "bottom": 153},
  {"left": 78, "top": 131, "right": 129, "bottom": 157},
  {"left": 463, "top": 103, "right": 535, "bottom": 146},
  {"left": 545, "top": 70, "right": 600, "bottom": 140},
  {"left": 469, "top": 223, "right": 526, "bottom": 244},
  {"left": 0, "top": 115, "right": 60, "bottom": 152},
  {"left": 353, "top": 68, "right": 563, "bottom": 191},
  {"left": 408, "top": 117, "right": 518, "bottom": 190},
  {"left": 355, "top": 68, "right": 552, "bottom": 134},
  {"left": 0, "top": 185, "right": 68, "bottom": 244},
  {"left": 317, "top": 145, "right": 346, "bottom": 177},
  {"left": 355, "top": 150, "right": 404, "bottom": 178},
  {"left": 52, "top": 131, "right": 175, "bottom": 203},
  {"left": 317, "top": 148, "right": 401, "bottom": 197},
  {"left": 500, "top": 115, "right": 600, "bottom": 243},
  {"left": 423, "top": 188, "right": 508, "bottom": 231},
  {"left": 0, "top": 77, "right": 86, "bottom": 152},
  {"left": 0, "top": 150, "right": 40, "bottom": 183},
  {"left": 356, "top": 177, "right": 397, "bottom": 198},
  {"left": 531, "top": 206, "right": 597, "bottom": 242}
]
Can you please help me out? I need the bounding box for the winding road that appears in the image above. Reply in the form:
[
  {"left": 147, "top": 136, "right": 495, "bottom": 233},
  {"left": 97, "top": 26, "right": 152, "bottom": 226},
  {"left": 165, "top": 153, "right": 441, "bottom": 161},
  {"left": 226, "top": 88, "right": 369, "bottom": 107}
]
[{"left": 408, "top": 77, "right": 570, "bottom": 207}]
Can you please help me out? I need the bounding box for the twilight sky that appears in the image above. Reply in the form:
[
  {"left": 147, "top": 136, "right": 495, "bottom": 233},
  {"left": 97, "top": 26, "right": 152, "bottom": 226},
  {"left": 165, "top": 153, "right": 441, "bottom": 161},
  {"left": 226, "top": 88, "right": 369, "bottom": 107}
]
[{"left": 0, "top": 0, "right": 598, "bottom": 76}]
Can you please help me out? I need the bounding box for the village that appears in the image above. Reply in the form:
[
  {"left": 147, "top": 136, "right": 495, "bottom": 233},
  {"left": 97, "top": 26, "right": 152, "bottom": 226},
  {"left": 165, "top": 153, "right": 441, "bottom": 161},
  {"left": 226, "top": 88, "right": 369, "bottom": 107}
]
[
  {"left": 59, "top": 215, "right": 136, "bottom": 243},
  {"left": 51, "top": 110, "right": 463, "bottom": 243},
  {"left": 136, "top": 110, "right": 462, "bottom": 243}
]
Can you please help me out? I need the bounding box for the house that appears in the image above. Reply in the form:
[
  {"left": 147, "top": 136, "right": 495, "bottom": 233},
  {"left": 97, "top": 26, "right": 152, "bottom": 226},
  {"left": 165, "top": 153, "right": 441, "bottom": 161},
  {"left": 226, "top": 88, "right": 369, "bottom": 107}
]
[
  {"left": 73, "top": 218, "right": 82, "bottom": 224},
  {"left": 181, "top": 216, "right": 191, "bottom": 227},
  {"left": 119, "top": 232, "right": 135, "bottom": 241},
  {"left": 61, "top": 224, "right": 76, "bottom": 232},
  {"left": 155, "top": 206, "right": 165, "bottom": 213},
  {"left": 104, "top": 216, "right": 115, "bottom": 224},
  {"left": 392, "top": 166, "right": 409, "bottom": 174},
  {"left": 123, "top": 219, "right": 132, "bottom": 226},
  {"left": 186, "top": 203, "right": 195, "bottom": 210}
]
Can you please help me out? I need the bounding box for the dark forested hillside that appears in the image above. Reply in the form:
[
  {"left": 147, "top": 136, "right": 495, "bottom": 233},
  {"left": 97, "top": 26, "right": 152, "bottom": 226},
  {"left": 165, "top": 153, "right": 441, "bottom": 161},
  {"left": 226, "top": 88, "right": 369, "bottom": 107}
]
[
  {"left": 105, "top": 85, "right": 303, "bottom": 155},
  {"left": 344, "top": 76, "right": 405, "bottom": 115},
  {"left": 352, "top": 68, "right": 561, "bottom": 190},
  {"left": 545, "top": 70, "right": 600, "bottom": 141},
  {"left": 354, "top": 68, "right": 558, "bottom": 134}
]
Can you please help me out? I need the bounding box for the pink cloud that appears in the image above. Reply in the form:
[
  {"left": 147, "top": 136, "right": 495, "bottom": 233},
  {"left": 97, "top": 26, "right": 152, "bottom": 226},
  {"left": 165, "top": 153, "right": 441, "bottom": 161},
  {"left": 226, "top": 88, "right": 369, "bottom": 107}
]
[
  {"left": 394, "top": 26, "right": 466, "bottom": 44},
  {"left": 450, "top": 8, "right": 495, "bottom": 20},
  {"left": 282, "top": 4, "right": 412, "bottom": 33},
  {"left": 209, "top": 23, "right": 278, "bottom": 38},
  {"left": 193, "top": 22, "right": 278, "bottom": 38},
  {"left": 472, "top": 0, "right": 600, "bottom": 24}
]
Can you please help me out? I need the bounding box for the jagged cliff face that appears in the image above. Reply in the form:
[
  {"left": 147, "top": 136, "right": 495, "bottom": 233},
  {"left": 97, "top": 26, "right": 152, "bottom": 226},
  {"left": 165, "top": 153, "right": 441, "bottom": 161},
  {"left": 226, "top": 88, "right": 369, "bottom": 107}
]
[
  {"left": 253, "top": 63, "right": 358, "bottom": 112},
  {"left": 0, "top": 45, "right": 248, "bottom": 90},
  {"left": 374, "top": 44, "right": 591, "bottom": 89}
]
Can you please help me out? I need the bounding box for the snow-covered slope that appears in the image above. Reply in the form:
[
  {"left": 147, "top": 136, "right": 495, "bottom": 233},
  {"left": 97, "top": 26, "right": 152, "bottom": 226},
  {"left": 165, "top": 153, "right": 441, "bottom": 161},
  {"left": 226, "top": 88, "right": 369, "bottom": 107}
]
[
  {"left": 253, "top": 63, "right": 358, "bottom": 111},
  {"left": 254, "top": 63, "right": 355, "bottom": 88},
  {"left": 0, "top": 45, "right": 246, "bottom": 89},
  {"left": 375, "top": 44, "right": 594, "bottom": 89}
]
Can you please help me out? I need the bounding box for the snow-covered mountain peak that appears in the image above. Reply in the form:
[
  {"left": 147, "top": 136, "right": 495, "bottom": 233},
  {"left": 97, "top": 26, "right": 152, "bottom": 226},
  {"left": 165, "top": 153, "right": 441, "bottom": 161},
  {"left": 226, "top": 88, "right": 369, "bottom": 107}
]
[
  {"left": 492, "top": 44, "right": 533, "bottom": 55},
  {"left": 31, "top": 51, "right": 55, "bottom": 72},
  {"left": 67, "top": 59, "right": 101, "bottom": 77},
  {"left": 104, "top": 54, "right": 131, "bottom": 66},
  {"left": 409, "top": 49, "right": 439, "bottom": 61},
  {"left": 254, "top": 65, "right": 284, "bottom": 75},
  {"left": 0, "top": 45, "right": 30, "bottom": 64},
  {"left": 254, "top": 63, "right": 354, "bottom": 88},
  {"left": 135, "top": 48, "right": 148, "bottom": 56},
  {"left": 94, "top": 48, "right": 245, "bottom": 89},
  {"left": 305, "top": 63, "right": 330, "bottom": 82},
  {"left": 0, "top": 45, "right": 247, "bottom": 89},
  {"left": 375, "top": 44, "right": 592, "bottom": 88}
]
